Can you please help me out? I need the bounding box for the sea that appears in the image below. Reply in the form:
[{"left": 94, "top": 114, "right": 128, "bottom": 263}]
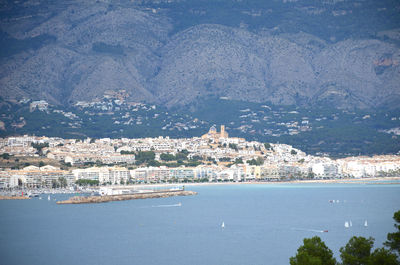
[{"left": 1, "top": 183, "right": 399, "bottom": 265}]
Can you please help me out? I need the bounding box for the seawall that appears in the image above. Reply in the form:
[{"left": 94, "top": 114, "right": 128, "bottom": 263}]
[{"left": 57, "top": 190, "right": 197, "bottom": 204}]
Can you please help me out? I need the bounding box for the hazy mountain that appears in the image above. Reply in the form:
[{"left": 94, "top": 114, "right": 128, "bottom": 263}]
[{"left": 1, "top": 0, "right": 400, "bottom": 109}]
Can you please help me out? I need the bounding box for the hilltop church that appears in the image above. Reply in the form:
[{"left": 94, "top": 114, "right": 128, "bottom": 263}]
[{"left": 201, "top": 125, "right": 229, "bottom": 142}]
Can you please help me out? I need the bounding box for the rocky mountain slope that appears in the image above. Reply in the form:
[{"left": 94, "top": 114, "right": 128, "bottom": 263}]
[{"left": 0, "top": 0, "right": 399, "bottom": 109}]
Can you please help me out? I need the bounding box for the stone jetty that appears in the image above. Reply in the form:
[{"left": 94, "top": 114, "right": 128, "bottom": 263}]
[
  {"left": 57, "top": 190, "right": 197, "bottom": 204},
  {"left": 0, "top": 195, "right": 30, "bottom": 200}
]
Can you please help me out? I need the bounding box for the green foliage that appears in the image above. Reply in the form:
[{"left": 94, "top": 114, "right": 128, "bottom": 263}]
[
  {"left": 291, "top": 149, "right": 298, "bottom": 155},
  {"left": 233, "top": 157, "right": 243, "bottom": 164},
  {"left": 340, "top": 236, "right": 374, "bottom": 265},
  {"left": 385, "top": 210, "right": 400, "bottom": 255},
  {"left": 120, "top": 150, "right": 135, "bottom": 155},
  {"left": 0, "top": 153, "right": 11, "bottom": 159},
  {"left": 58, "top": 177, "right": 68, "bottom": 188},
  {"left": 2, "top": 96, "right": 400, "bottom": 157},
  {"left": 147, "top": 160, "right": 161, "bottom": 167},
  {"left": 135, "top": 151, "right": 155, "bottom": 164},
  {"left": 75, "top": 179, "right": 99, "bottom": 186},
  {"left": 39, "top": 161, "right": 45, "bottom": 167},
  {"left": 0, "top": 32, "right": 56, "bottom": 59},
  {"left": 291, "top": 211, "right": 400, "bottom": 264},
  {"left": 31, "top": 142, "right": 49, "bottom": 155},
  {"left": 190, "top": 155, "right": 203, "bottom": 161},
  {"left": 229, "top": 143, "right": 238, "bottom": 151},
  {"left": 219, "top": 157, "right": 231, "bottom": 162},
  {"left": 264, "top": 143, "right": 273, "bottom": 150},
  {"left": 368, "top": 248, "right": 399, "bottom": 265},
  {"left": 247, "top": 157, "right": 264, "bottom": 166},
  {"left": 52, "top": 177, "right": 68, "bottom": 188},
  {"left": 160, "top": 153, "right": 176, "bottom": 161},
  {"left": 175, "top": 151, "right": 188, "bottom": 160},
  {"left": 289, "top": 236, "right": 336, "bottom": 265}
]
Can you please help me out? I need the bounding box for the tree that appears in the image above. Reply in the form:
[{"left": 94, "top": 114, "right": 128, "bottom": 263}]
[
  {"left": 290, "top": 236, "right": 336, "bottom": 265},
  {"left": 368, "top": 248, "right": 399, "bottom": 265},
  {"left": 31, "top": 142, "right": 49, "bottom": 155},
  {"left": 58, "top": 177, "right": 67, "bottom": 188},
  {"left": 233, "top": 158, "right": 243, "bottom": 164},
  {"left": 229, "top": 143, "right": 238, "bottom": 151},
  {"left": 247, "top": 157, "right": 264, "bottom": 166},
  {"left": 264, "top": 143, "right": 272, "bottom": 150},
  {"left": 0, "top": 153, "right": 11, "bottom": 159},
  {"left": 75, "top": 179, "right": 99, "bottom": 186},
  {"left": 39, "top": 161, "right": 45, "bottom": 167},
  {"left": 52, "top": 179, "right": 59, "bottom": 188},
  {"left": 385, "top": 210, "right": 400, "bottom": 255},
  {"left": 160, "top": 153, "right": 175, "bottom": 161},
  {"left": 340, "top": 236, "right": 374, "bottom": 265},
  {"left": 291, "top": 149, "right": 297, "bottom": 155}
]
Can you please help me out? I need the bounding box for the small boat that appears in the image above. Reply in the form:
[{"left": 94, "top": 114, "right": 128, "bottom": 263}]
[
  {"left": 349, "top": 221, "right": 352, "bottom": 227},
  {"left": 221, "top": 222, "right": 225, "bottom": 228},
  {"left": 48, "top": 195, "right": 50, "bottom": 201},
  {"left": 364, "top": 220, "right": 368, "bottom": 227},
  {"left": 344, "top": 221, "right": 349, "bottom": 228},
  {"left": 323, "top": 230, "right": 328, "bottom": 233}
]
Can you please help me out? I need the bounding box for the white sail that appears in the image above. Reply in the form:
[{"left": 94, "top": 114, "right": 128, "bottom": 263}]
[
  {"left": 221, "top": 222, "right": 225, "bottom": 228},
  {"left": 345, "top": 221, "right": 349, "bottom": 228},
  {"left": 350, "top": 221, "right": 352, "bottom": 227},
  {"left": 48, "top": 195, "right": 50, "bottom": 201},
  {"left": 364, "top": 220, "right": 368, "bottom": 227}
]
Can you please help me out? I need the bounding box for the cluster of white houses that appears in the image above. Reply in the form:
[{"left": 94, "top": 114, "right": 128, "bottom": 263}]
[
  {"left": 1, "top": 129, "right": 400, "bottom": 188},
  {"left": 1, "top": 156, "right": 399, "bottom": 189},
  {"left": 0, "top": 164, "right": 281, "bottom": 188}
]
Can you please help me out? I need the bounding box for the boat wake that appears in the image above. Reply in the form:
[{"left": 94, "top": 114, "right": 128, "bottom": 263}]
[
  {"left": 151, "top": 203, "right": 182, "bottom": 208},
  {"left": 291, "top": 227, "right": 328, "bottom": 233}
]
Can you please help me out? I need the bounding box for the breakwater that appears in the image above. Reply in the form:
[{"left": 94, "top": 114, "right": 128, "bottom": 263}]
[
  {"left": 0, "top": 195, "right": 30, "bottom": 200},
  {"left": 57, "top": 190, "right": 197, "bottom": 204}
]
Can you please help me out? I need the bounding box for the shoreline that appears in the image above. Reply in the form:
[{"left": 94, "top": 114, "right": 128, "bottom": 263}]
[
  {"left": 123, "top": 176, "right": 400, "bottom": 189},
  {"left": 186, "top": 176, "right": 400, "bottom": 187},
  {"left": 1, "top": 177, "right": 399, "bottom": 197}
]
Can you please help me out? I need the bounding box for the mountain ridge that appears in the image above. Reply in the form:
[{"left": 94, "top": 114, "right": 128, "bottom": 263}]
[{"left": 0, "top": 0, "right": 399, "bottom": 110}]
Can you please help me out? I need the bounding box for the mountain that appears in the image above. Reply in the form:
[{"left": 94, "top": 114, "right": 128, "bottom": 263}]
[{"left": 0, "top": 0, "right": 400, "bottom": 110}]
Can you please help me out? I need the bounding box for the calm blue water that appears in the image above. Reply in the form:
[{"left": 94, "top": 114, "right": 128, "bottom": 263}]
[{"left": 1, "top": 183, "right": 399, "bottom": 265}]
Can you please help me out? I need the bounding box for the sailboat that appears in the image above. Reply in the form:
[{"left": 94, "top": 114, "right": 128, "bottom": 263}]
[
  {"left": 221, "top": 222, "right": 225, "bottom": 228},
  {"left": 344, "top": 221, "right": 349, "bottom": 228},
  {"left": 364, "top": 220, "right": 368, "bottom": 227},
  {"left": 48, "top": 195, "right": 50, "bottom": 201},
  {"left": 349, "top": 220, "right": 353, "bottom": 227}
]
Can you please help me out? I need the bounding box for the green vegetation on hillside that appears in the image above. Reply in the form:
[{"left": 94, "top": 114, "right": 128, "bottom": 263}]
[{"left": 290, "top": 210, "right": 400, "bottom": 265}]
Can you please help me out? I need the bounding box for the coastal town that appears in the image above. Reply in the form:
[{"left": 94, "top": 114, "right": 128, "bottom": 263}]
[{"left": 1, "top": 125, "right": 399, "bottom": 192}]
